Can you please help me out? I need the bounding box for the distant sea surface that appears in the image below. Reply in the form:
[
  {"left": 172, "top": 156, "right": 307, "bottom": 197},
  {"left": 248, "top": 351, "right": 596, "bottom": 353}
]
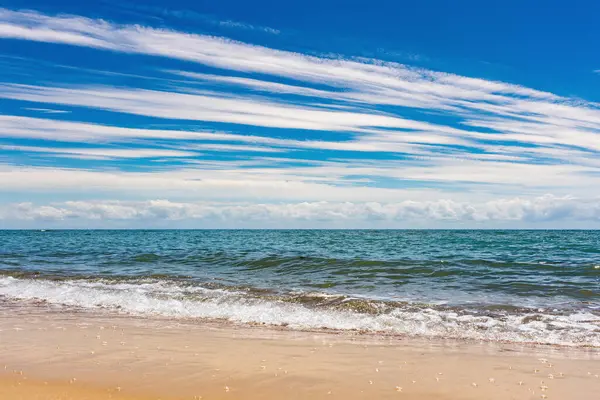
[{"left": 1, "top": 230, "right": 599, "bottom": 347}]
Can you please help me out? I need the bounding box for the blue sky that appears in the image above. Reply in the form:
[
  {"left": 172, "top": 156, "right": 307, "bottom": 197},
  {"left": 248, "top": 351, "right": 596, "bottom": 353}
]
[{"left": 1, "top": 1, "right": 600, "bottom": 228}]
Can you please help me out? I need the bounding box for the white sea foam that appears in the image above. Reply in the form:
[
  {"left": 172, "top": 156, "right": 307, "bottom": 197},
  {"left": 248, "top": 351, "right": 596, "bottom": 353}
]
[{"left": 0, "top": 277, "right": 598, "bottom": 347}]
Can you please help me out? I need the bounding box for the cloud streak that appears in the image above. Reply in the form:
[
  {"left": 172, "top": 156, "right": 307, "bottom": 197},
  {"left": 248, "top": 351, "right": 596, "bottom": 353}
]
[
  {"left": 0, "top": 145, "right": 198, "bottom": 159},
  {"left": 112, "top": 2, "right": 281, "bottom": 35}
]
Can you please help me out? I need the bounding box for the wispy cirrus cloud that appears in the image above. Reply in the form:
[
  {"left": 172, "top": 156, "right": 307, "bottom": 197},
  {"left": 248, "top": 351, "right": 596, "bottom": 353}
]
[
  {"left": 216, "top": 20, "right": 280, "bottom": 35},
  {"left": 112, "top": 1, "right": 281, "bottom": 35},
  {"left": 22, "top": 107, "right": 71, "bottom": 114},
  {"left": 0, "top": 145, "right": 199, "bottom": 160}
]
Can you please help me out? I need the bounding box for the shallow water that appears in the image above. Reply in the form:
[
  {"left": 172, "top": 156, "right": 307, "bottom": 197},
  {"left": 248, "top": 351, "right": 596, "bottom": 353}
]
[{"left": 1, "top": 230, "right": 599, "bottom": 346}]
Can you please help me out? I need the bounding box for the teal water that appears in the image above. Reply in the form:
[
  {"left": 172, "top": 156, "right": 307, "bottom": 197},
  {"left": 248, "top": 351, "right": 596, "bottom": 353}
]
[{"left": 1, "top": 230, "right": 599, "bottom": 346}]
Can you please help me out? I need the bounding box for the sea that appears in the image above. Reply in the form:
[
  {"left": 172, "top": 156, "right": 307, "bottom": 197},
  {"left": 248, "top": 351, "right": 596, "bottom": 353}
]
[{"left": 1, "top": 230, "right": 599, "bottom": 347}]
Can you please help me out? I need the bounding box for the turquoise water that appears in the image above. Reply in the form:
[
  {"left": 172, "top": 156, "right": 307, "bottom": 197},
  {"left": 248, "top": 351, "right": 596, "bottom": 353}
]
[{"left": 1, "top": 230, "right": 599, "bottom": 346}]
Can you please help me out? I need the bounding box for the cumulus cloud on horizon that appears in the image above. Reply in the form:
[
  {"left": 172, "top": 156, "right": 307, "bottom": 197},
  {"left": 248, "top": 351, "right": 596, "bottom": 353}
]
[{"left": 2, "top": 195, "right": 599, "bottom": 227}]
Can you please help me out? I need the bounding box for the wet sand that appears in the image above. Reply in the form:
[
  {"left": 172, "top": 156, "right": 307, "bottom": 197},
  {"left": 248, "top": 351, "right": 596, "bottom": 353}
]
[{"left": 1, "top": 304, "right": 599, "bottom": 399}]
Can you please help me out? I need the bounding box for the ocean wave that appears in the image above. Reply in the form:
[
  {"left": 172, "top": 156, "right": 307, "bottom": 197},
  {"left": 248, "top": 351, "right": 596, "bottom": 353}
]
[{"left": 1, "top": 276, "right": 599, "bottom": 347}]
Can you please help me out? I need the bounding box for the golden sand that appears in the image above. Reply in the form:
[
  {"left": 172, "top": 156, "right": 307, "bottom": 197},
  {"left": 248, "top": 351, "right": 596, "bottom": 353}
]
[{"left": 1, "top": 305, "right": 599, "bottom": 399}]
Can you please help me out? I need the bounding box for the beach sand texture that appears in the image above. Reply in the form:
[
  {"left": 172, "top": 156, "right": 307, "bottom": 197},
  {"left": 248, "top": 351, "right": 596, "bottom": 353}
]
[{"left": 1, "top": 305, "right": 599, "bottom": 400}]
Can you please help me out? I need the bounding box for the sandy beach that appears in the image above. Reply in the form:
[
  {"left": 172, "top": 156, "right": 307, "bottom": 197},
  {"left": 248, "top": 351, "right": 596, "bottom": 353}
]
[{"left": 1, "top": 303, "right": 599, "bottom": 400}]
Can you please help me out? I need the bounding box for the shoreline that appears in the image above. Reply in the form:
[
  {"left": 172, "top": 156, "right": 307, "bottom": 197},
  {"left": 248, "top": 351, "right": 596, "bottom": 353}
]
[
  {"left": 2, "top": 275, "right": 598, "bottom": 348},
  {"left": 4, "top": 300, "right": 600, "bottom": 353},
  {"left": 3, "top": 296, "right": 600, "bottom": 351},
  {"left": 2, "top": 304, "right": 600, "bottom": 399}
]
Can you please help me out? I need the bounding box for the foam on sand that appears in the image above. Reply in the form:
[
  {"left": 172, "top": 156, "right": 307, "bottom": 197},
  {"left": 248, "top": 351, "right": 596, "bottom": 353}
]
[{"left": 1, "top": 276, "right": 599, "bottom": 347}]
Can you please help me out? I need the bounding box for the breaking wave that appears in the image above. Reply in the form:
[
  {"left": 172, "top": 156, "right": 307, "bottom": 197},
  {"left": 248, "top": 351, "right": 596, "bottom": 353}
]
[{"left": 1, "top": 275, "right": 599, "bottom": 347}]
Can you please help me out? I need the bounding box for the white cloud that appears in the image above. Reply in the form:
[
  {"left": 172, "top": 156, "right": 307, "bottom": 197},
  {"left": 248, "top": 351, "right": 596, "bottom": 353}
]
[
  {"left": 0, "top": 145, "right": 198, "bottom": 159},
  {"left": 1, "top": 196, "right": 599, "bottom": 226},
  {"left": 181, "top": 143, "right": 284, "bottom": 153},
  {"left": 216, "top": 20, "right": 280, "bottom": 35},
  {"left": 112, "top": 2, "right": 280, "bottom": 35},
  {"left": 168, "top": 70, "right": 344, "bottom": 98},
  {"left": 22, "top": 107, "right": 71, "bottom": 114}
]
